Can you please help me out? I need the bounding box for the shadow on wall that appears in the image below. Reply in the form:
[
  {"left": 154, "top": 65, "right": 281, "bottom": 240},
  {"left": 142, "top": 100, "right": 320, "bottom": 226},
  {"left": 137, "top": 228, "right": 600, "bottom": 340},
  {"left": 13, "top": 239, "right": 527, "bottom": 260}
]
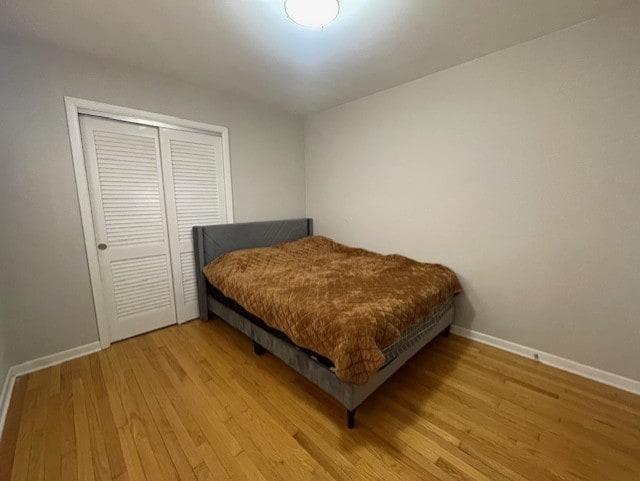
[{"left": 452, "top": 291, "right": 476, "bottom": 329}]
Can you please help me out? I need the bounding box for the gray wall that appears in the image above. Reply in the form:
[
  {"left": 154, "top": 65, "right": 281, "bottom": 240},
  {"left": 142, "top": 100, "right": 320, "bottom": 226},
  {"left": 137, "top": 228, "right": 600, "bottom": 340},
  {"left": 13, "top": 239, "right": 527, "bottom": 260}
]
[
  {"left": 0, "top": 38, "right": 305, "bottom": 368},
  {"left": 305, "top": 4, "right": 640, "bottom": 380}
]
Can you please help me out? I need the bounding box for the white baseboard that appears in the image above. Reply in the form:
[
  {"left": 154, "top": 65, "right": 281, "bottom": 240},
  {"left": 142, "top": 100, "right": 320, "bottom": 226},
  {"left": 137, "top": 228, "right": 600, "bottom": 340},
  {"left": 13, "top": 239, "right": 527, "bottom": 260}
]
[
  {"left": 451, "top": 326, "right": 640, "bottom": 396},
  {"left": 0, "top": 341, "right": 101, "bottom": 437}
]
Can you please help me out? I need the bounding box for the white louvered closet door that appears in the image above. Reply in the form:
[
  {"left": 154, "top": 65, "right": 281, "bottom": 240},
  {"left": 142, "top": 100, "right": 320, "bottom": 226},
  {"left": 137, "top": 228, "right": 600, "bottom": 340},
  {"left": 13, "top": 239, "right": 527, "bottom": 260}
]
[
  {"left": 80, "top": 116, "right": 177, "bottom": 341},
  {"left": 160, "top": 128, "right": 228, "bottom": 322}
]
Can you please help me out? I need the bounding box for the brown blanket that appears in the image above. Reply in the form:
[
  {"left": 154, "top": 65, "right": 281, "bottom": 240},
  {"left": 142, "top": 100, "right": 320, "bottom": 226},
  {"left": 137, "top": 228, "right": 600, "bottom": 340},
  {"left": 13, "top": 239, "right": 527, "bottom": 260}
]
[{"left": 204, "top": 236, "right": 462, "bottom": 384}]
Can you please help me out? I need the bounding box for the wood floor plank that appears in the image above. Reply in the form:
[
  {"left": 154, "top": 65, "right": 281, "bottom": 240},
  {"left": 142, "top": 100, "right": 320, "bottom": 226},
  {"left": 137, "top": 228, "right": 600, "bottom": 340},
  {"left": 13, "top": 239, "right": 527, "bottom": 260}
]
[
  {"left": 70, "top": 372, "right": 95, "bottom": 481},
  {"left": 429, "top": 343, "right": 640, "bottom": 432},
  {"left": 79, "top": 356, "right": 113, "bottom": 481},
  {"left": 11, "top": 377, "right": 39, "bottom": 481},
  {"left": 116, "top": 425, "right": 147, "bottom": 481},
  {"left": 132, "top": 340, "right": 206, "bottom": 471},
  {"left": 109, "top": 343, "right": 180, "bottom": 481},
  {"left": 96, "top": 350, "right": 127, "bottom": 429},
  {"left": 414, "top": 349, "right": 640, "bottom": 464},
  {"left": 2, "top": 320, "right": 639, "bottom": 481},
  {"left": 149, "top": 337, "right": 247, "bottom": 481},
  {"left": 449, "top": 336, "right": 640, "bottom": 414},
  {"left": 395, "top": 371, "right": 592, "bottom": 480},
  {"left": 105, "top": 348, "right": 162, "bottom": 481},
  {"left": 59, "top": 362, "right": 78, "bottom": 481},
  {"left": 0, "top": 376, "right": 28, "bottom": 481},
  {"left": 89, "top": 354, "right": 127, "bottom": 479},
  {"left": 370, "top": 395, "right": 524, "bottom": 481},
  {"left": 148, "top": 336, "right": 248, "bottom": 480},
  {"left": 122, "top": 339, "right": 198, "bottom": 481},
  {"left": 161, "top": 327, "right": 329, "bottom": 481},
  {"left": 26, "top": 379, "right": 49, "bottom": 481},
  {"left": 43, "top": 393, "right": 61, "bottom": 481}
]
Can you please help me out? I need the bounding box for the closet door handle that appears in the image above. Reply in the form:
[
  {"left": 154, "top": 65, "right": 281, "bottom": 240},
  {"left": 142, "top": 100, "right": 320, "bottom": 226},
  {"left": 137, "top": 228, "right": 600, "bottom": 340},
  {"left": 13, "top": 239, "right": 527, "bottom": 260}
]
[{"left": 98, "top": 243, "right": 108, "bottom": 250}]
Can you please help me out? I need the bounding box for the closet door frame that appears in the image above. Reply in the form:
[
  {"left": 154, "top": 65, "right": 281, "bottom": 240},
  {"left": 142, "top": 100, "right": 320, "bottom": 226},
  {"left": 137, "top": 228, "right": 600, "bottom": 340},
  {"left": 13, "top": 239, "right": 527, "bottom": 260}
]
[{"left": 65, "top": 96, "right": 233, "bottom": 349}]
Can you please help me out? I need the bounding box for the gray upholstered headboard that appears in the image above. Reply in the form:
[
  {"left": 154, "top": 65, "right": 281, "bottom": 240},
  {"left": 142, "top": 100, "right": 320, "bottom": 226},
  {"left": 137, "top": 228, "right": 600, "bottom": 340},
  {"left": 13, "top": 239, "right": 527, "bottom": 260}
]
[{"left": 193, "top": 218, "right": 313, "bottom": 320}]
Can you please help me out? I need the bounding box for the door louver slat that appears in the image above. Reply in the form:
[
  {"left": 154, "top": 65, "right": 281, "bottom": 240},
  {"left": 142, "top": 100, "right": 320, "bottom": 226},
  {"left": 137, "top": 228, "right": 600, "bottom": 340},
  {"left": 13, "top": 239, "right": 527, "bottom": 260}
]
[
  {"left": 110, "top": 254, "right": 172, "bottom": 318},
  {"left": 169, "top": 138, "right": 223, "bottom": 243},
  {"left": 180, "top": 252, "right": 197, "bottom": 303},
  {"left": 93, "top": 129, "right": 165, "bottom": 247}
]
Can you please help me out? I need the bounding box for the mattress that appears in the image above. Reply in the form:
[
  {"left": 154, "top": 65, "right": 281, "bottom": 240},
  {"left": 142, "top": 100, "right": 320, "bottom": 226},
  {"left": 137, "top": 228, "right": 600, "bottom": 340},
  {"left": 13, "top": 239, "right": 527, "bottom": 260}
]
[{"left": 381, "top": 296, "right": 454, "bottom": 362}]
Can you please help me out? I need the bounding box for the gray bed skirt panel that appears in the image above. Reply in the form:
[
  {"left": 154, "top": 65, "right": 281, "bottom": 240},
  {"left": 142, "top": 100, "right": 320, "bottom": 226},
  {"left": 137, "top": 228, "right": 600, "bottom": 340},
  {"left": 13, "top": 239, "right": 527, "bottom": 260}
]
[
  {"left": 208, "top": 295, "right": 454, "bottom": 411},
  {"left": 208, "top": 296, "right": 357, "bottom": 408}
]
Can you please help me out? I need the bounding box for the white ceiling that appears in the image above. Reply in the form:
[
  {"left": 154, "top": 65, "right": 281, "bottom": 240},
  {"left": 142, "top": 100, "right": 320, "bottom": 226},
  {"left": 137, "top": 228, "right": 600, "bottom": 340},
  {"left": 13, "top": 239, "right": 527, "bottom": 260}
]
[{"left": 0, "top": 0, "right": 629, "bottom": 114}]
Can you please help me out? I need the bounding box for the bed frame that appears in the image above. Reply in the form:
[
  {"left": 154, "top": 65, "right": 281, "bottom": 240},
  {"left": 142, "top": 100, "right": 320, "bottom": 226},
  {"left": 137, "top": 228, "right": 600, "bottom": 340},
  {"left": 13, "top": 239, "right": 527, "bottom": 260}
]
[{"left": 193, "top": 218, "right": 454, "bottom": 428}]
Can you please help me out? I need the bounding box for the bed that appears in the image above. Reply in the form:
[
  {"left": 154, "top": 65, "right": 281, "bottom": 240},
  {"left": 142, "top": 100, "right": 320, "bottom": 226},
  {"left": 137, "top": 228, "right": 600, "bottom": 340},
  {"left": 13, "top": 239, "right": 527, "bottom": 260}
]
[{"left": 194, "top": 218, "right": 460, "bottom": 428}]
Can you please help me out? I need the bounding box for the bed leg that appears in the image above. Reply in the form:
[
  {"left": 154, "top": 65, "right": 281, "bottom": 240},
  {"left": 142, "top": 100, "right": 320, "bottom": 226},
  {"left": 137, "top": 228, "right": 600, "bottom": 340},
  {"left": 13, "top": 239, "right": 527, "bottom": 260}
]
[
  {"left": 253, "top": 342, "right": 267, "bottom": 356},
  {"left": 347, "top": 409, "right": 356, "bottom": 429},
  {"left": 442, "top": 325, "right": 451, "bottom": 338}
]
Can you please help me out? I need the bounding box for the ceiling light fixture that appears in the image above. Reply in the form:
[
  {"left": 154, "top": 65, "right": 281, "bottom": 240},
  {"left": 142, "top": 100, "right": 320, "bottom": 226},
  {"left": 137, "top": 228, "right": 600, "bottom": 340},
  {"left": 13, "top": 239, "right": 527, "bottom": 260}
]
[{"left": 285, "top": 0, "right": 340, "bottom": 28}]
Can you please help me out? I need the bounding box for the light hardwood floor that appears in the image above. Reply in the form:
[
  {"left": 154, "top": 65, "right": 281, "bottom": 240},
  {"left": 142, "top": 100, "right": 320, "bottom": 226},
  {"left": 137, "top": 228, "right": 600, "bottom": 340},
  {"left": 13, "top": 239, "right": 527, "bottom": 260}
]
[{"left": 1, "top": 319, "right": 639, "bottom": 481}]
